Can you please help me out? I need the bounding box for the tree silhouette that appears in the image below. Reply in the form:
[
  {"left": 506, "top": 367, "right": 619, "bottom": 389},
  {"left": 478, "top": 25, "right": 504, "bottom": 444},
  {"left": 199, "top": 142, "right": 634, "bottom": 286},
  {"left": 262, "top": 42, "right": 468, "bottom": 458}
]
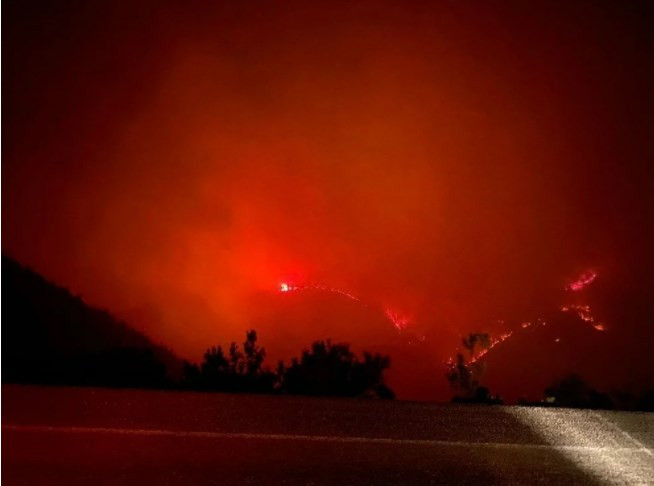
[
  {"left": 446, "top": 353, "right": 475, "bottom": 396},
  {"left": 544, "top": 374, "right": 613, "bottom": 409},
  {"left": 201, "top": 345, "right": 230, "bottom": 388},
  {"left": 446, "top": 332, "right": 500, "bottom": 403},
  {"left": 279, "top": 340, "right": 394, "bottom": 398},
  {"left": 243, "top": 330, "right": 266, "bottom": 375},
  {"left": 182, "top": 335, "right": 394, "bottom": 398},
  {"left": 182, "top": 330, "right": 275, "bottom": 393},
  {"left": 461, "top": 333, "right": 490, "bottom": 355}
]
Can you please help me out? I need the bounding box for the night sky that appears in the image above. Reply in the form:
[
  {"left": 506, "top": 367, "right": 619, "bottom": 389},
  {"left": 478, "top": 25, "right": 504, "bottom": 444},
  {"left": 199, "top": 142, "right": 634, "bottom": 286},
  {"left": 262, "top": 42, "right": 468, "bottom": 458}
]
[{"left": 4, "top": 0, "right": 654, "bottom": 399}]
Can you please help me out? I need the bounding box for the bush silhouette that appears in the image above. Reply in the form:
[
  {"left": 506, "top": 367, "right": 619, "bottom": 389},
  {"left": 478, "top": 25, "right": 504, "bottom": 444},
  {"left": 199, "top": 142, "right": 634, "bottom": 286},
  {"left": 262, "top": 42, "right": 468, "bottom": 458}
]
[
  {"left": 183, "top": 334, "right": 394, "bottom": 398},
  {"left": 544, "top": 374, "right": 614, "bottom": 409},
  {"left": 182, "top": 330, "right": 276, "bottom": 393},
  {"left": 278, "top": 340, "right": 394, "bottom": 398}
]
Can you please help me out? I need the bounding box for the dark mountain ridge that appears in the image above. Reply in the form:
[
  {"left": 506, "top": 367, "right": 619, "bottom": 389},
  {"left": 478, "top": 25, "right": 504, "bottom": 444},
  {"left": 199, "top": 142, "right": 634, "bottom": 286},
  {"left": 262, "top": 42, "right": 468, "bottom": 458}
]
[{"left": 1, "top": 255, "right": 182, "bottom": 387}]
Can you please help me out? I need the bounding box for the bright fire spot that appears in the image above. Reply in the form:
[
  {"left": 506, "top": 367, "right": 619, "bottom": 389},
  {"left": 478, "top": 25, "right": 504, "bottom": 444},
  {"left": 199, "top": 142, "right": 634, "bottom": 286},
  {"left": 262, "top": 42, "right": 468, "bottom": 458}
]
[
  {"left": 385, "top": 308, "right": 411, "bottom": 331},
  {"left": 593, "top": 323, "right": 607, "bottom": 331},
  {"left": 567, "top": 270, "right": 598, "bottom": 291},
  {"left": 280, "top": 283, "right": 291, "bottom": 292}
]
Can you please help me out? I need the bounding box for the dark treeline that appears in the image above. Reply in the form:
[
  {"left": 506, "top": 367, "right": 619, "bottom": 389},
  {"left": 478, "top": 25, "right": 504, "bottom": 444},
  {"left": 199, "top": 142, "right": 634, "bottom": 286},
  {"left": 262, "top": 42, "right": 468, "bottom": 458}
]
[
  {"left": 523, "top": 374, "right": 654, "bottom": 412},
  {"left": 2, "top": 255, "right": 394, "bottom": 399},
  {"left": 182, "top": 330, "right": 395, "bottom": 398},
  {"left": 447, "top": 332, "right": 654, "bottom": 411},
  {"left": 4, "top": 255, "right": 652, "bottom": 407}
]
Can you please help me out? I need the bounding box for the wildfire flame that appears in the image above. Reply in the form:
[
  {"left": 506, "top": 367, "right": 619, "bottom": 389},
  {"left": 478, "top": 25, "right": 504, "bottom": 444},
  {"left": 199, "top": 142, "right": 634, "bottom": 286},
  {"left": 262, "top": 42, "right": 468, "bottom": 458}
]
[
  {"left": 561, "top": 304, "right": 607, "bottom": 331},
  {"left": 281, "top": 267, "right": 608, "bottom": 370},
  {"left": 277, "top": 280, "right": 413, "bottom": 331},
  {"left": 446, "top": 268, "right": 607, "bottom": 368},
  {"left": 567, "top": 270, "right": 597, "bottom": 291},
  {"left": 468, "top": 331, "right": 514, "bottom": 364},
  {"left": 561, "top": 270, "right": 606, "bottom": 331},
  {"left": 278, "top": 282, "right": 359, "bottom": 301},
  {"left": 385, "top": 308, "right": 411, "bottom": 331}
]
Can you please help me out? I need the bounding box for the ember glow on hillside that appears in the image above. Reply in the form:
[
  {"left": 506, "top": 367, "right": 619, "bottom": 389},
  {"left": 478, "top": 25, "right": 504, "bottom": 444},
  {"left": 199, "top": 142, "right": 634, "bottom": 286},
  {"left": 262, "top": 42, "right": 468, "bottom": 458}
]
[
  {"left": 448, "top": 269, "right": 607, "bottom": 368},
  {"left": 384, "top": 309, "right": 412, "bottom": 331},
  {"left": 278, "top": 279, "right": 412, "bottom": 331},
  {"left": 4, "top": 0, "right": 654, "bottom": 399},
  {"left": 566, "top": 271, "right": 598, "bottom": 292},
  {"left": 278, "top": 281, "right": 360, "bottom": 303}
]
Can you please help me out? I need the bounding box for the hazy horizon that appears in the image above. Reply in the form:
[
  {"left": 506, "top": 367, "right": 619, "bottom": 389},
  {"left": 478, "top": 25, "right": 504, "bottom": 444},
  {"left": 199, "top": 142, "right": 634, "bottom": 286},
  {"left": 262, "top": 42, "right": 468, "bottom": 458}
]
[{"left": 4, "top": 0, "right": 654, "bottom": 400}]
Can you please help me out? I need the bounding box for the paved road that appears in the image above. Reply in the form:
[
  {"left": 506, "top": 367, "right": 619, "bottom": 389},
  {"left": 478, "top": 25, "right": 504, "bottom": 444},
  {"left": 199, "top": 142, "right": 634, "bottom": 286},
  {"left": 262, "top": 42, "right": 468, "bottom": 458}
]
[{"left": 3, "top": 385, "right": 654, "bottom": 485}]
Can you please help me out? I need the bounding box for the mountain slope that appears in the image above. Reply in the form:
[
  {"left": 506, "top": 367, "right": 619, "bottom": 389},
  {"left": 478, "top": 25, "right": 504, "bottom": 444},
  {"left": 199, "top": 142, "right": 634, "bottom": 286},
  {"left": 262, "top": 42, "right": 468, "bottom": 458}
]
[
  {"left": 1, "top": 255, "right": 182, "bottom": 387},
  {"left": 480, "top": 313, "right": 615, "bottom": 402}
]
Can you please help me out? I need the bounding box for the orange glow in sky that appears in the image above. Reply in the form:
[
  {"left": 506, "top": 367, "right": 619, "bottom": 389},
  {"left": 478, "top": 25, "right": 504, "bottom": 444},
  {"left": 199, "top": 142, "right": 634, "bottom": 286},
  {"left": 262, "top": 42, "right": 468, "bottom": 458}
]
[{"left": 4, "top": 0, "right": 654, "bottom": 400}]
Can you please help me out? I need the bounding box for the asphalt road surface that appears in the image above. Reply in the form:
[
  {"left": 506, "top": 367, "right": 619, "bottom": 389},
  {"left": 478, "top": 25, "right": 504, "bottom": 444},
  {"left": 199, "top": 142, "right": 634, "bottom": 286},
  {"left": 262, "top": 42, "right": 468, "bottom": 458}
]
[{"left": 3, "top": 385, "right": 654, "bottom": 485}]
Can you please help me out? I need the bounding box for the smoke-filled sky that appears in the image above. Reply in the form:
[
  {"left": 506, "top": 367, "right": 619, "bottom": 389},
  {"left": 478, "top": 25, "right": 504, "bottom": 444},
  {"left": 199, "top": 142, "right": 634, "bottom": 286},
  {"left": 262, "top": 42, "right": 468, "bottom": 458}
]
[{"left": 4, "top": 1, "right": 654, "bottom": 399}]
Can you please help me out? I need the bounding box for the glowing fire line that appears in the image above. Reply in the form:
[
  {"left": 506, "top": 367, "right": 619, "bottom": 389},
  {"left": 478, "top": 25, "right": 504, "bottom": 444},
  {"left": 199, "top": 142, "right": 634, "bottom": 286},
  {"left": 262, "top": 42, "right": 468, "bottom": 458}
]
[
  {"left": 561, "top": 304, "right": 607, "bottom": 331},
  {"left": 567, "top": 270, "right": 597, "bottom": 292},
  {"left": 279, "top": 282, "right": 360, "bottom": 302},
  {"left": 384, "top": 308, "right": 411, "bottom": 331},
  {"left": 446, "top": 269, "right": 607, "bottom": 367},
  {"left": 468, "top": 330, "right": 514, "bottom": 364},
  {"left": 279, "top": 281, "right": 411, "bottom": 331}
]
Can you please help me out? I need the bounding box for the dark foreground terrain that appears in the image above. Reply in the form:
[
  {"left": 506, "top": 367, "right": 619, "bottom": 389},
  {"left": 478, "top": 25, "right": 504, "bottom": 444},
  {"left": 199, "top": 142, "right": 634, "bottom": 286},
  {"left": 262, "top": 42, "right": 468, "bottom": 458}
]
[{"left": 3, "top": 385, "right": 654, "bottom": 485}]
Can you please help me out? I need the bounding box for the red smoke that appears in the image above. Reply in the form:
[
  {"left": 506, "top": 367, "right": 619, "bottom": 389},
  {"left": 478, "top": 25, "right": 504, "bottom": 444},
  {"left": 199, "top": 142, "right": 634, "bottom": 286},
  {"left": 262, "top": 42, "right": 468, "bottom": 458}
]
[{"left": 4, "top": 1, "right": 654, "bottom": 399}]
